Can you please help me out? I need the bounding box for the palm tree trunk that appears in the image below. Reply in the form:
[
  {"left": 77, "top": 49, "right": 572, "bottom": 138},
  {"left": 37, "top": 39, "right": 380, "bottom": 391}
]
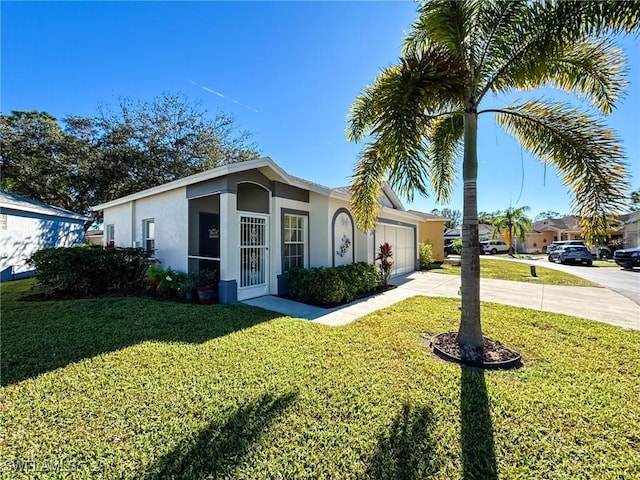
[{"left": 457, "top": 111, "right": 484, "bottom": 348}]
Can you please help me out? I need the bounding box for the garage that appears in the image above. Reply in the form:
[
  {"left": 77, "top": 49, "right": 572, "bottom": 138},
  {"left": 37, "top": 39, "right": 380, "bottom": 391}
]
[{"left": 376, "top": 223, "right": 416, "bottom": 277}]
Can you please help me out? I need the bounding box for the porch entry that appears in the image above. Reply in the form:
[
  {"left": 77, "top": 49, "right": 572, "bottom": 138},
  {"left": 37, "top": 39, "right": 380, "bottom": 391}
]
[{"left": 238, "top": 213, "right": 269, "bottom": 298}]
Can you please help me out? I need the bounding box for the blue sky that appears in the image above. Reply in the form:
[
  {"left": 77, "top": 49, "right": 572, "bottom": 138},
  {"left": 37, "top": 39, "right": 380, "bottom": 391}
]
[{"left": 2, "top": 1, "right": 638, "bottom": 218}]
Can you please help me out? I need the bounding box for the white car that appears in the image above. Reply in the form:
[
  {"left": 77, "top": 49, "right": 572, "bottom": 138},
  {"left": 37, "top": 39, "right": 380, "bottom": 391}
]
[{"left": 481, "top": 240, "right": 509, "bottom": 254}]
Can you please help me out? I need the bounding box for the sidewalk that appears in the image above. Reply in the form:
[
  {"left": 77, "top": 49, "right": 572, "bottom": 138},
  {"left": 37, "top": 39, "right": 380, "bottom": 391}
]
[{"left": 242, "top": 271, "right": 640, "bottom": 330}]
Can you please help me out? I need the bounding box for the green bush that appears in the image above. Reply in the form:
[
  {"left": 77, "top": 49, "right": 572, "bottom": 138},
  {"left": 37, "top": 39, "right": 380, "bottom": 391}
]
[
  {"left": 28, "top": 246, "right": 152, "bottom": 296},
  {"left": 419, "top": 242, "right": 434, "bottom": 269},
  {"left": 286, "top": 262, "right": 378, "bottom": 306},
  {"left": 452, "top": 238, "right": 462, "bottom": 254}
]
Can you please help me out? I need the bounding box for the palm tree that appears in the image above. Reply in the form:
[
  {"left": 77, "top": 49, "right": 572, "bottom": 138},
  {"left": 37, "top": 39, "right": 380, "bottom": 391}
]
[
  {"left": 346, "top": 1, "right": 638, "bottom": 353},
  {"left": 491, "top": 206, "right": 532, "bottom": 256}
]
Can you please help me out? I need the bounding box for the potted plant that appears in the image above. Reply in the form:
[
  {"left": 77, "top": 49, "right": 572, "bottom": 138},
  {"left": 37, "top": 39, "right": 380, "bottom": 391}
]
[
  {"left": 175, "top": 272, "right": 197, "bottom": 301},
  {"left": 195, "top": 269, "right": 217, "bottom": 304}
]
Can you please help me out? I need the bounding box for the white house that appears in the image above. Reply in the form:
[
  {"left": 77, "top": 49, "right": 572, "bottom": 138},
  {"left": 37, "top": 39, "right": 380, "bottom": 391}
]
[
  {"left": 623, "top": 211, "right": 640, "bottom": 248},
  {"left": 0, "top": 191, "right": 89, "bottom": 281},
  {"left": 92, "top": 157, "right": 422, "bottom": 304}
]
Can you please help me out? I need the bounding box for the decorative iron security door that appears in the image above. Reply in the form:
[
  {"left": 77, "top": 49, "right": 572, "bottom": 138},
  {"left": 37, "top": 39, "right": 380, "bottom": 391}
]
[{"left": 239, "top": 215, "right": 268, "bottom": 289}]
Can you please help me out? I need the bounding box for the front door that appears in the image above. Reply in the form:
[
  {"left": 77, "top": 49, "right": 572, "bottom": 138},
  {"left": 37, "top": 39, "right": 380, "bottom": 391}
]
[{"left": 238, "top": 214, "right": 269, "bottom": 299}]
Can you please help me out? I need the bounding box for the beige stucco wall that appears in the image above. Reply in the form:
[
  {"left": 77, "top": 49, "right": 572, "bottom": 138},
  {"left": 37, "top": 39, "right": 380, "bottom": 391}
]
[{"left": 417, "top": 220, "right": 446, "bottom": 262}]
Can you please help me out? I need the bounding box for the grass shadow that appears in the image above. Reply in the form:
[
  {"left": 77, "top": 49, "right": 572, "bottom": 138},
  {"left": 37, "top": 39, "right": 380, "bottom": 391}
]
[
  {"left": 145, "top": 391, "right": 297, "bottom": 479},
  {"left": 460, "top": 367, "right": 497, "bottom": 480},
  {"left": 366, "top": 403, "right": 442, "bottom": 479},
  {"left": 1, "top": 280, "right": 282, "bottom": 385}
]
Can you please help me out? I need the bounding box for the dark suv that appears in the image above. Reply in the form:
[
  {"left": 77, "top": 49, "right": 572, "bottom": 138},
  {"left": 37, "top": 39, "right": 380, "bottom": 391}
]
[{"left": 613, "top": 247, "right": 640, "bottom": 269}]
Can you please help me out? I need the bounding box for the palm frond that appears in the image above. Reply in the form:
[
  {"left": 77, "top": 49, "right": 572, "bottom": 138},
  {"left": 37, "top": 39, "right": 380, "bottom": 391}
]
[
  {"left": 349, "top": 145, "right": 390, "bottom": 233},
  {"left": 346, "top": 85, "right": 377, "bottom": 143},
  {"left": 495, "top": 101, "right": 629, "bottom": 243},
  {"left": 554, "top": 0, "right": 640, "bottom": 37},
  {"left": 478, "top": 1, "right": 637, "bottom": 104},
  {"left": 495, "top": 38, "right": 626, "bottom": 115},
  {"left": 403, "top": 0, "right": 482, "bottom": 62},
  {"left": 427, "top": 113, "right": 463, "bottom": 203}
]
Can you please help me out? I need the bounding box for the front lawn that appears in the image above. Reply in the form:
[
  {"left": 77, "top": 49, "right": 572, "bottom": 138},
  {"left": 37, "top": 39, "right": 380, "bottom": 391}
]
[
  {"left": 432, "top": 258, "right": 600, "bottom": 286},
  {"left": 2, "top": 279, "right": 638, "bottom": 479}
]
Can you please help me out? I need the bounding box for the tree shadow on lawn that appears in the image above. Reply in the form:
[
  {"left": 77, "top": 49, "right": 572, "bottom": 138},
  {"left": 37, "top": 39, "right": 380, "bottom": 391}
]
[
  {"left": 461, "top": 366, "right": 498, "bottom": 480},
  {"left": 366, "top": 403, "right": 442, "bottom": 479},
  {"left": 2, "top": 295, "right": 282, "bottom": 386},
  {"left": 145, "top": 391, "right": 298, "bottom": 479}
]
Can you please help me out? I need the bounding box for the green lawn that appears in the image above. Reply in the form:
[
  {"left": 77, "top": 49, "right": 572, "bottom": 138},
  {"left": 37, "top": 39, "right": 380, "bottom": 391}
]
[
  {"left": 431, "top": 258, "right": 601, "bottom": 286},
  {"left": 2, "top": 279, "right": 639, "bottom": 479}
]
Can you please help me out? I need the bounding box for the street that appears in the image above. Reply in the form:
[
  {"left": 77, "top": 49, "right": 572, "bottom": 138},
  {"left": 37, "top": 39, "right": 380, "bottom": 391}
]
[{"left": 497, "top": 255, "right": 640, "bottom": 306}]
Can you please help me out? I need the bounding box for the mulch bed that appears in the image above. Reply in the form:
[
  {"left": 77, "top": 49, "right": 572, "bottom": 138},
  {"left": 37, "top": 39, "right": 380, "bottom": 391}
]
[
  {"left": 279, "top": 284, "right": 397, "bottom": 309},
  {"left": 425, "top": 331, "right": 522, "bottom": 369}
]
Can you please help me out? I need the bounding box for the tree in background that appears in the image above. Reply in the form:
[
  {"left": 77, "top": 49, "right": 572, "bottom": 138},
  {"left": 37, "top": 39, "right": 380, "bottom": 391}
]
[
  {"left": 431, "top": 207, "right": 461, "bottom": 229},
  {"left": 630, "top": 190, "right": 640, "bottom": 212},
  {"left": 534, "top": 210, "right": 562, "bottom": 221},
  {"left": 478, "top": 211, "right": 500, "bottom": 225},
  {"left": 0, "top": 94, "right": 259, "bottom": 227},
  {"left": 0, "top": 111, "right": 89, "bottom": 216},
  {"left": 346, "top": 0, "right": 637, "bottom": 354},
  {"left": 491, "top": 206, "right": 532, "bottom": 255}
]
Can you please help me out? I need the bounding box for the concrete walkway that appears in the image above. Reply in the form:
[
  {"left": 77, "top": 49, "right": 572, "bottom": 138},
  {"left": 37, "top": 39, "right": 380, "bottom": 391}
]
[{"left": 242, "top": 271, "right": 640, "bottom": 330}]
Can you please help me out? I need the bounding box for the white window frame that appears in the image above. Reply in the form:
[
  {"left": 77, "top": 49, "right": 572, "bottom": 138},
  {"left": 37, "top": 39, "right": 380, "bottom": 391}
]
[
  {"left": 143, "top": 219, "right": 155, "bottom": 254},
  {"left": 105, "top": 224, "right": 115, "bottom": 245},
  {"left": 283, "top": 213, "right": 307, "bottom": 271}
]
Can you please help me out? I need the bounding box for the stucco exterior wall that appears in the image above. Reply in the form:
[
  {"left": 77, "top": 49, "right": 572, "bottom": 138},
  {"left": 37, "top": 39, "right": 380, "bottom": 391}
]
[
  {"left": 624, "top": 216, "right": 640, "bottom": 248},
  {"left": 0, "top": 211, "right": 85, "bottom": 280},
  {"left": 103, "top": 187, "right": 188, "bottom": 272},
  {"left": 417, "top": 220, "right": 446, "bottom": 262}
]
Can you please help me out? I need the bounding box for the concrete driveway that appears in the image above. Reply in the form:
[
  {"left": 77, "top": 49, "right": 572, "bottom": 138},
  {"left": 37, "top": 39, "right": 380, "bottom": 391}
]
[
  {"left": 498, "top": 256, "right": 640, "bottom": 305},
  {"left": 245, "top": 269, "right": 640, "bottom": 330}
]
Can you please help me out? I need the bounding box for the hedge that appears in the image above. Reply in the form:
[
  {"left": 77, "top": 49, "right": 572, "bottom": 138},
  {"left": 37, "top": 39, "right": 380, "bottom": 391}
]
[
  {"left": 28, "top": 246, "right": 153, "bottom": 296},
  {"left": 286, "top": 262, "right": 379, "bottom": 306}
]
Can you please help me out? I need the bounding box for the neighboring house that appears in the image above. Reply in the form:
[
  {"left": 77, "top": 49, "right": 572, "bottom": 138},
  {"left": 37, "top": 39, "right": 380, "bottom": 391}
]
[
  {"left": 444, "top": 224, "right": 496, "bottom": 242},
  {"left": 86, "top": 229, "right": 104, "bottom": 246},
  {"left": 623, "top": 211, "right": 640, "bottom": 248},
  {"left": 408, "top": 210, "right": 447, "bottom": 262},
  {"left": 92, "top": 157, "right": 423, "bottom": 304},
  {"left": 0, "top": 191, "right": 89, "bottom": 281},
  {"left": 525, "top": 215, "right": 624, "bottom": 253}
]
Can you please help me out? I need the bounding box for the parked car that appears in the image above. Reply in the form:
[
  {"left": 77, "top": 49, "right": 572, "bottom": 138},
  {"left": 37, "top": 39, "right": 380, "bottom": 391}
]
[
  {"left": 547, "top": 240, "right": 611, "bottom": 259},
  {"left": 480, "top": 240, "right": 509, "bottom": 254},
  {"left": 613, "top": 247, "right": 640, "bottom": 269},
  {"left": 548, "top": 245, "right": 593, "bottom": 266}
]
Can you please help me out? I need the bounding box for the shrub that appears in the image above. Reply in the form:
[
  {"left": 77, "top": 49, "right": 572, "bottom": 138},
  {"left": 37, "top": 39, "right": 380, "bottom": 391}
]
[
  {"left": 286, "top": 262, "right": 378, "bottom": 306},
  {"left": 28, "top": 246, "right": 152, "bottom": 296},
  {"left": 375, "top": 242, "right": 394, "bottom": 286},
  {"left": 452, "top": 238, "right": 462, "bottom": 254},
  {"left": 419, "top": 243, "right": 434, "bottom": 269}
]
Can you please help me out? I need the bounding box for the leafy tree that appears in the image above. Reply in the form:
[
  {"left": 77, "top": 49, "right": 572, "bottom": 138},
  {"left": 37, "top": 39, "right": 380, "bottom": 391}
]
[
  {"left": 478, "top": 211, "right": 500, "bottom": 225},
  {"left": 630, "top": 190, "right": 640, "bottom": 212},
  {"left": 0, "top": 111, "right": 90, "bottom": 216},
  {"left": 1, "top": 94, "right": 259, "bottom": 226},
  {"left": 534, "top": 210, "right": 562, "bottom": 221},
  {"left": 346, "top": 0, "right": 637, "bottom": 353},
  {"left": 491, "top": 206, "right": 532, "bottom": 255},
  {"left": 430, "top": 207, "right": 461, "bottom": 229}
]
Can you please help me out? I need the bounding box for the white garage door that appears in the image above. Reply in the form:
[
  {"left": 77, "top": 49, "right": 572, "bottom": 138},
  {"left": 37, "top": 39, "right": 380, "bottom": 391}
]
[{"left": 376, "top": 224, "right": 416, "bottom": 277}]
